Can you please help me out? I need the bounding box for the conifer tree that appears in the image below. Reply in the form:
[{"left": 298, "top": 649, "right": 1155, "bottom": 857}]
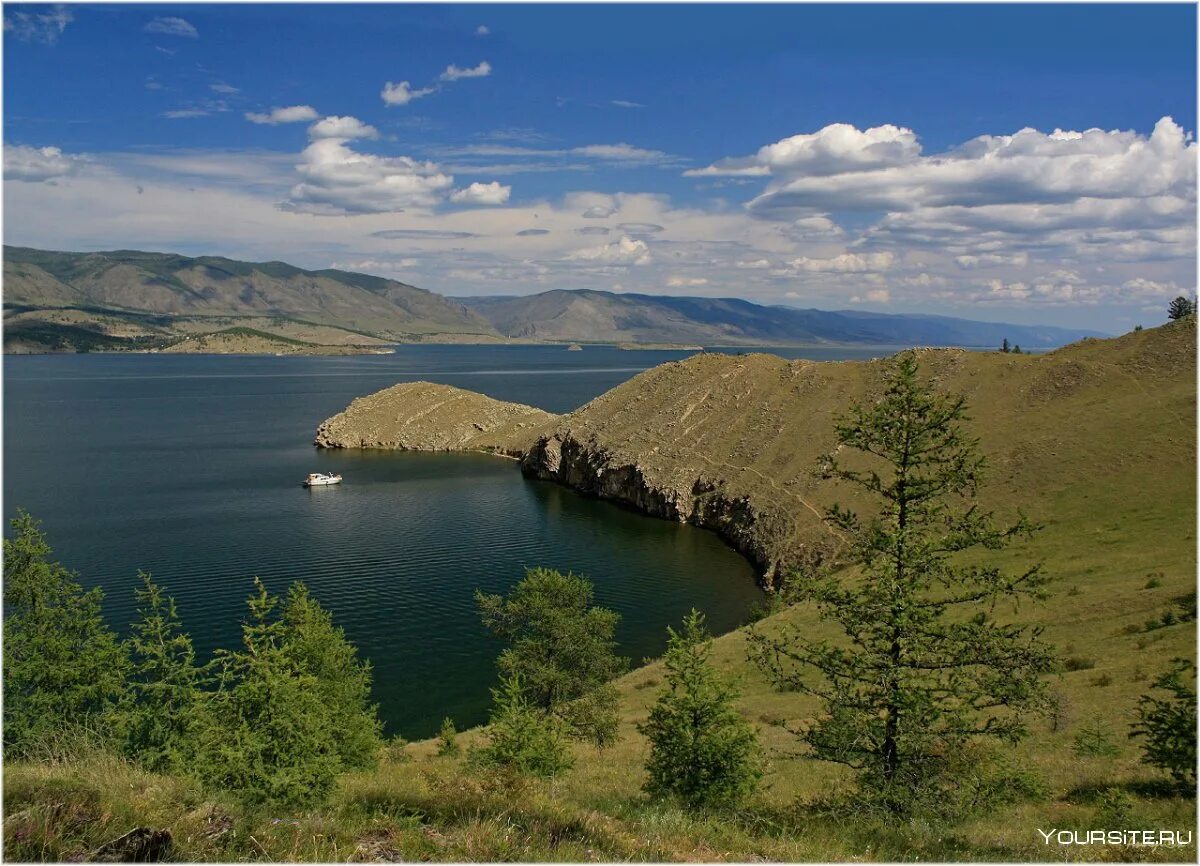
[
  {"left": 477, "top": 568, "right": 627, "bottom": 746},
  {"left": 1167, "top": 295, "right": 1195, "bottom": 321},
  {"left": 470, "top": 672, "right": 573, "bottom": 778},
  {"left": 279, "top": 583, "right": 382, "bottom": 769},
  {"left": 3, "top": 512, "right": 128, "bottom": 755},
  {"left": 195, "top": 579, "right": 341, "bottom": 810},
  {"left": 1130, "top": 658, "right": 1197, "bottom": 792},
  {"left": 437, "top": 716, "right": 461, "bottom": 757},
  {"left": 640, "top": 610, "right": 762, "bottom": 808},
  {"left": 748, "top": 351, "right": 1058, "bottom": 813},
  {"left": 124, "top": 572, "right": 204, "bottom": 773}
]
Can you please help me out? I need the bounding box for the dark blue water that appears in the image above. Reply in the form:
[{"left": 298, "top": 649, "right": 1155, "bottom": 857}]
[{"left": 2, "top": 344, "right": 883, "bottom": 737}]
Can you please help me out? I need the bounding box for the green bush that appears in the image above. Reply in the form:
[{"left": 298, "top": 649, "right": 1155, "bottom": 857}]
[
  {"left": 639, "top": 610, "right": 762, "bottom": 809},
  {"left": 470, "top": 673, "right": 573, "bottom": 779},
  {"left": 192, "top": 580, "right": 346, "bottom": 810},
  {"left": 477, "top": 567, "right": 627, "bottom": 747},
  {"left": 1073, "top": 719, "right": 1120, "bottom": 758},
  {"left": 437, "top": 717, "right": 461, "bottom": 757},
  {"left": 278, "top": 582, "right": 383, "bottom": 769}
]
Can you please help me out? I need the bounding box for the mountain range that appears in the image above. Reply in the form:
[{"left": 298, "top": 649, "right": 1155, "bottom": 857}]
[
  {"left": 2, "top": 246, "right": 1104, "bottom": 353},
  {"left": 458, "top": 289, "right": 1102, "bottom": 348}
]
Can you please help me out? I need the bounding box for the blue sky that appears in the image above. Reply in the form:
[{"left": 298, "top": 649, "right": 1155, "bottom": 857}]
[{"left": 4, "top": 3, "right": 1196, "bottom": 331}]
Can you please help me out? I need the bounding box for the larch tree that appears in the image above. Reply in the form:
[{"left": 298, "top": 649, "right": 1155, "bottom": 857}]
[
  {"left": 477, "top": 567, "right": 627, "bottom": 747},
  {"left": 640, "top": 609, "right": 762, "bottom": 808},
  {"left": 747, "top": 351, "right": 1058, "bottom": 813},
  {"left": 3, "top": 511, "right": 128, "bottom": 755},
  {"left": 279, "top": 582, "right": 383, "bottom": 770},
  {"left": 124, "top": 571, "right": 204, "bottom": 773},
  {"left": 194, "top": 579, "right": 341, "bottom": 810}
]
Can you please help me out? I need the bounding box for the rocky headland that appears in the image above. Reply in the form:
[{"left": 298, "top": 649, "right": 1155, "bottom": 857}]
[
  {"left": 314, "top": 320, "right": 1196, "bottom": 586},
  {"left": 314, "top": 381, "right": 557, "bottom": 455}
]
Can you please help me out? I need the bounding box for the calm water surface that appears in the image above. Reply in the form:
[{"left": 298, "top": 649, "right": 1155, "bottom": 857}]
[{"left": 3, "top": 344, "right": 887, "bottom": 736}]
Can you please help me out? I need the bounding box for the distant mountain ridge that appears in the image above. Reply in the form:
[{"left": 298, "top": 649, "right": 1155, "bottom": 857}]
[
  {"left": 457, "top": 289, "right": 1105, "bottom": 348},
  {"left": 3, "top": 246, "right": 1105, "bottom": 353},
  {"left": 3, "top": 246, "right": 498, "bottom": 342}
]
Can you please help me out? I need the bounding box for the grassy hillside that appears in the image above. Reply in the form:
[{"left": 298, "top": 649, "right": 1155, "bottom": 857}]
[
  {"left": 523, "top": 320, "right": 1195, "bottom": 586},
  {"left": 461, "top": 289, "right": 1104, "bottom": 348},
  {"left": 5, "top": 322, "right": 1195, "bottom": 861},
  {"left": 3, "top": 246, "right": 499, "bottom": 348}
]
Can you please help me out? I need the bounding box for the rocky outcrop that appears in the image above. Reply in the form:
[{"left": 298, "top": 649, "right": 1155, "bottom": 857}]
[
  {"left": 314, "top": 381, "right": 557, "bottom": 455},
  {"left": 520, "top": 430, "right": 820, "bottom": 584}
]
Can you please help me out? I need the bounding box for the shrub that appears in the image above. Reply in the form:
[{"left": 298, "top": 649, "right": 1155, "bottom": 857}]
[
  {"left": 1047, "top": 688, "right": 1072, "bottom": 733},
  {"left": 1064, "top": 656, "right": 1096, "bottom": 671},
  {"left": 477, "top": 568, "right": 627, "bottom": 747},
  {"left": 1073, "top": 719, "right": 1120, "bottom": 758},
  {"left": 640, "top": 610, "right": 762, "bottom": 809},
  {"left": 437, "top": 717, "right": 461, "bottom": 758},
  {"left": 278, "top": 582, "right": 383, "bottom": 769},
  {"left": 470, "top": 673, "right": 573, "bottom": 779},
  {"left": 1130, "top": 658, "right": 1197, "bottom": 792},
  {"left": 1095, "top": 787, "right": 1137, "bottom": 827}
]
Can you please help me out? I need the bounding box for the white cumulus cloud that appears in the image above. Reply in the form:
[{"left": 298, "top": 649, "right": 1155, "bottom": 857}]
[
  {"left": 284, "top": 139, "right": 453, "bottom": 215},
  {"left": 441, "top": 61, "right": 492, "bottom": 81},
  {"left": 687, "top": 123, "right": 920, "bottom": 178},
  {"left": 784, "top": 251, "right": 895, "bottom": 273},
  {"left": 245, "top": 105, "right": 320, "bottom": 125},
  {"left": 308, "top": 116, "right": 379, "bottom": 141},
  {"left": 566, "top": 236, "right": 652, "bottom": 266},
  {"left": 666, "top": 275, "right": 709, "bottom": 287},
  {"left": 4, "top": 144, "right": 83, "bottom": 182},
  {"left": 746, "top": 116, "right": 1196, "bottom": 217},
  {"left": 381, "top": 81, "right": 436, "bottom": 107},
  {"left": 450, "top": 181, "right": 511, "bottom": 206}
]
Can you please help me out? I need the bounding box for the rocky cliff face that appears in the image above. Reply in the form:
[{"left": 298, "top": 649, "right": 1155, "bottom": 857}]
[{"left": 519, "top": 430, "right": 822, "bottom": 584}]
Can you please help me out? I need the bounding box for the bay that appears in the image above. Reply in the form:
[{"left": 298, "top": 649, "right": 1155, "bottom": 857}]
[{"left": 2, "top": 344, "right": 887, "bottom": 737}]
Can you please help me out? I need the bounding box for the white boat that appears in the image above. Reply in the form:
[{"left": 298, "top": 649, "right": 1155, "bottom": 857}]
[{"left": 303, "top": 472, "right": 343, "bottom": 487}]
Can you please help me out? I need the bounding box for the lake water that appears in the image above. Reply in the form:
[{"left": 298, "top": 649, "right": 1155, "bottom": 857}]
[{"left": 3, "top": 344, "right": 888, "bottom": 737}]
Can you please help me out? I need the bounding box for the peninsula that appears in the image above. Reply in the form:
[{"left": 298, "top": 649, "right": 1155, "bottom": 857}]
[{"left": 316, "top": 319, "right": 1195, "bottom": 584}]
